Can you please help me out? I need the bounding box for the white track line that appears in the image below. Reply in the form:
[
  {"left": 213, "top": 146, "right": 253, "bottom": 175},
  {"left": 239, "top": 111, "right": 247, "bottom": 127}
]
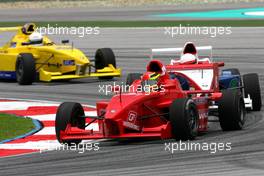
[
  {"left": 0, "top": 98, "right": 96, "bottom": 108},
  {"left": 0, "top": 140, "right": 96, "bottom": 151},
  {"left": 33, "top": 127, "right": 56, "bottom": 135},
  {"left": 85, "top": 123, "right": 99, "bottom": 131},
  {"left": 85, "top": 111, "right": 97, "bottom": 117},
  {"left": 28, "top": 114, "right": 55, "bottom": 121},
  {"left": 0, "top": 140, "right": 60, "bottom": 150},
  {"left": 28, "top": 111, "right": 97, "bottom": 121},
  {"left": 0, "top": 99, "right": 100, "bottom": 155},
  {"left": 0, "top": 101, "right": 58, "bottom": 111},
  {"left": 34, "top": 123, "right": 99, "bottom": 135}
]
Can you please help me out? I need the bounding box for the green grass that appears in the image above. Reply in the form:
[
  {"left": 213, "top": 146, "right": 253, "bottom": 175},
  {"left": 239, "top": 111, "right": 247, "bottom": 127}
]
[
  {"left": 0, "top": 20, "right": 264, "bottom": 27},
  {"left": 0, "top": 114, "right": 35, "bottom": 142}
]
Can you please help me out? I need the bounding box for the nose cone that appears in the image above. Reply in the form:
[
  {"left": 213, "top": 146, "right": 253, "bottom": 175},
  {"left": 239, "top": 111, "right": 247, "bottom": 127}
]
[
  {"left": 104, "top": 93, "right": 159, "bottom": 120},
  {"left": 59, "top": 47, "right": 89, "bottom": 65}
]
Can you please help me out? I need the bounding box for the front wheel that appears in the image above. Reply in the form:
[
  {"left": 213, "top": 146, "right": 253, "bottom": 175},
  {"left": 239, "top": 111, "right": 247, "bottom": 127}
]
[
  {"left": 169, "top": 98, "right": 199, "bottom": 140},
  {"left": 55, "top": 102, "right": 85, "bottom": 145},
  {"left": 16, "top": 53, "right": 36, "bottom": 85},
  {"left": 95, "top": 48, "right": 116, "bottom": 80}
]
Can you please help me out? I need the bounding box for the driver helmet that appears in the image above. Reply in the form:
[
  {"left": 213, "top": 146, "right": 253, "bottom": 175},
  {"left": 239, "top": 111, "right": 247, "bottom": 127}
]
[
  {"left": 29, "top": 32, "right": 43, "bottom": 44},
  {"left": 142, "top": 72, "right": 160, "bottom": 92},
  {"left": 142, "top": 72, "right": 161, "bottom": 82},
  {"left": 180, "top": 53, "right": 197, "bottom": 64},
  {"left": 146, "top": 60, "right": 166, "bottom": 76}
]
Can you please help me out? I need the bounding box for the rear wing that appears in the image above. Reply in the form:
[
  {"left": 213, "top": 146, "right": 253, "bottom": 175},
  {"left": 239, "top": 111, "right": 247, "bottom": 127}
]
[
  {"left": 0, "top": 27, "right": 21, "bottom": 33},
  {"left": 0, "top": 23, "right": 36, "bottom": 35},
  {"left": 150, "top": 46, "right": 213, "bottom": 61}
]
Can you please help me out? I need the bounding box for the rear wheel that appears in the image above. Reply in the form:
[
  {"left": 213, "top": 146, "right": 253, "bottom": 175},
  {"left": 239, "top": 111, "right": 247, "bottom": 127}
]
[
  {"left": 55, "top": 102, "right": 85, "bottom": 145},
  {"left": 95, "top": 48, "right": 116, "bottom": 80},
  {"left": 169, "top": 98, "right": 199, "bottom": 140},
  {"left": 218, "top": 89, "right": 245, "bottom": 131},
  {"left": 16, "top": 53, "right": 36, "bottom": 85},
  {"left": 243, "top": 73, "right": 262, "bottom": 111}
]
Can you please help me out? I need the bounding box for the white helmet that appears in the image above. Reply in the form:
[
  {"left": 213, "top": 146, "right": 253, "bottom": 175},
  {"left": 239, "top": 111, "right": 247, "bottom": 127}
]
[
  {"left": 29, "top": 32, "right": 43, "bottom": 43},
  {"left": 180, "top": 53, "right": 197, "bottom": 64}
]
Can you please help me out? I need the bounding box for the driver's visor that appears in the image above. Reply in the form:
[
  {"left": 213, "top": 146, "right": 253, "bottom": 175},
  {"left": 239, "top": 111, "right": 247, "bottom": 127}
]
[{"left": 149, "top": 73, "right": 160, "bottom": 80}]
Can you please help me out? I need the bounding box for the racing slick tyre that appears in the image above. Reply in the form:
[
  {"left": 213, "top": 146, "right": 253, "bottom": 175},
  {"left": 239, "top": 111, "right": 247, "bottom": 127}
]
[
  {"left": 95, "top": 48, "right": 116, "bottom": 80},
  {"left": 169, "top": 98, "right": 199, "bottom": 140},
  {"left": 55, "top": 102, "right": 85, "bottom": 145},
  {"left": 126, "top": 73, "right": 143, "bottom": 86},
  {"left": 218, "top": 89, "right": 245, "bottom": 131},
  {"left": 243, "top": 73, "right": 262, "bottom": 111},
  {"left": 222, "top": 68, "right": 240, "bottom": 75},
  {"left": 16, "top": 53, "right": 36, "bottom": 85}
]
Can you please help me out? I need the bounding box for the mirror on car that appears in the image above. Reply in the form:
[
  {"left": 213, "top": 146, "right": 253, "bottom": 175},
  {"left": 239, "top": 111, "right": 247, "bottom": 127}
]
[
  {"left": 21, "top": 42, "right": 30, "bottom": 46},
  {"left": 61, "top": 40, "right": 69, "bottom": 44}
]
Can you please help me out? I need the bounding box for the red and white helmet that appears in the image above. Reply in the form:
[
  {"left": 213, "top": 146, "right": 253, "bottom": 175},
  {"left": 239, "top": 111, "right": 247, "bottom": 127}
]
[
  {"left": 180, "top": 42, "right": 197, "bottom": 64},
  {"left": 180, "top": 53, "right": 197, "bottom": 64}
]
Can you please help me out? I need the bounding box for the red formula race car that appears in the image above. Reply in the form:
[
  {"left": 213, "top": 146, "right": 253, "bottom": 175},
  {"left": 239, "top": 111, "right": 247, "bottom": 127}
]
[{"left": 55, "top": 44, "right": 247, "bottom": 144}]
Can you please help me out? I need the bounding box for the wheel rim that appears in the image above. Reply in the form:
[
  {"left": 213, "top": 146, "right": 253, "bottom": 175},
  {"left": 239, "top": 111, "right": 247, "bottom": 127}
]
[
  {"left": 239, "top": 101, "right": 245, "bottom": 126},
  {"left": 70, "top": 107, "right": 85, "bottom": 129},
  {"left": 16, "top": 61, "right": 23, "bottom": 81},
  {"left": 188, "top": 106, "right": 198, "bottom": 133}
]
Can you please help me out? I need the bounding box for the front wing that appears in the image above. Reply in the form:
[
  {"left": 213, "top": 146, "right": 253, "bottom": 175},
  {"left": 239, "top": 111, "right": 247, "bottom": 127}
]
[{"left": 39, "top": 64, "right": 121, "bottom": 82}]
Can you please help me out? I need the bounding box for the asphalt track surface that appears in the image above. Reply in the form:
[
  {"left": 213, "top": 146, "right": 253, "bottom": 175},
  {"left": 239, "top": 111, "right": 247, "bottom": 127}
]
[
  {"left": 0, "top": 2, "right": 264, "bottom": 21},
  {"left": 0, "top": 27, "right": 263, "bottom": 175}
]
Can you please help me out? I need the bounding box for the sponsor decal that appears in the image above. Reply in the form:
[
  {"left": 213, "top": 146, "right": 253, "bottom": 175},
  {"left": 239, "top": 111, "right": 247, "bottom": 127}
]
[
  {"left": 63, "top": 60, "right": 75, "bottom": 66},
  {"left": 127, "top": 111, "right": 137, "bottom": 122},
  {"left": 194, "top": 97, "right": 207, "bottom": 105},
  {"left": 0, "top": 71, "right": 16, "bottom": 79},
  {"left": 123, "top": 111, "right": 140, "bottom": 131},
  {"left": 123, "top": 121, "right": 140, "bottom": 131}
]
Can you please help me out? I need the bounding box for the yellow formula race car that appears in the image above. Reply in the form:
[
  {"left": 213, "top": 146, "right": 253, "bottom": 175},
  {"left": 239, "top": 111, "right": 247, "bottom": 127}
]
[{"left": 0, "top": 23, "right": 121, "bottom": 85}]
